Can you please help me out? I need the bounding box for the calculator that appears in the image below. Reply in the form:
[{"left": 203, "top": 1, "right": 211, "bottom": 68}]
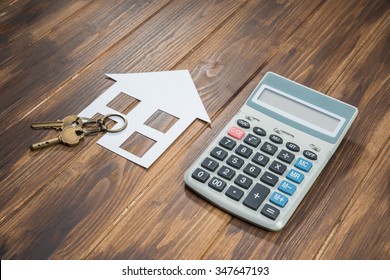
[{"left": 184, "top": 72, "right": 358, "bottom": 231}]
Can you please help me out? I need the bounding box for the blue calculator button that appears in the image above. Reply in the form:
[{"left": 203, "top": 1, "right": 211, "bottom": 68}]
[
  {"left": 270, "top": 192, "right": 288, "bottom": 208},
  {"left": 286, "top": 169, "right": 305, "bottom": 184},
  {"left": 278, "top": 180, "right": 297, "bottom": 196},
  {"left": 294, "top": 157, "right": 312, "bottom": 172}
]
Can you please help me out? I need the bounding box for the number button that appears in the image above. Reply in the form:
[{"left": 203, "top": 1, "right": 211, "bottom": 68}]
[
  {"left": 277, "top": 149, "right": 295, "bottom": 164},
  {"left": 201, "top": 157, "right": 219, "bottom": 172},
  {"left": 260, "top": 141, "right": 278, "bottom": 155},
  {"left": 226, "top": 155, "right": 244, "bottom": 169},
  {"left": 261, "top": 204, "right": 280, "bottom": 220},
  {"left": 234, "top": 174, "right": 253, "bottom": 189},
  {"left": 269, "top": 134, "right": 283, "bottom": 144},
  {"left": 228, "top": 126, "right": 245, "bottom": 140},
  {"left": 286, "top": 142, "right": 300, "bottom": 152},
  {"left": 210, "top": 147, "right": 228, "bottom": 161},
  {"left": 225, "top": 186, "right": 244, "bottom": 201},
  {"left": 294, "top": 157, "right": 313, "bottom": 172},
  {"left": 191, "top": 168, "right": 210, "bottom": 183},
  {"left": 270, "top": 192, "right": 288, "bottom": 208},
  {"left": 260, "top": 171, "right": 278, "bottom": 186},
  {"left": 286, "top": 169, "right": 305, "bottom": 184},
  {"left": 244, "top": 134, "right": 261, "bottom": 147},
  {"left": 237, "top": 119, "right": 250, "bottom": 129},
  {"left": 253, "top": 127, "right": 266, "bottom": 136},
  {"left": 219, "top": 136, "right": 236, "bottom": 150},
  {"left": 243, "top": 163, "right": 261, "bottom": 178},
  {"left": 252, "top": 152, "right": 270, "bottom": 167},
  {"left": 303, "top": 150, "right": 317, "bottom": 160},
  {"left": 269, "top": 160, "right": 287, "bottom": 175},
  {"left": 208, "top": 177, "right": 227, "bottom": 192},
  {"left": 235, "top": 144, "right": 253, "bottom": 158},
  {"left": 217, "top": 166, "right": 236, "bottom": 180},
  {"left": 243, "top": 183, "right": 270, "bottom": 210}
]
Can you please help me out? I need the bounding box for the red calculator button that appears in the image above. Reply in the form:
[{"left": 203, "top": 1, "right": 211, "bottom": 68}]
[{"left": 228, "top": 126, "right": 245, "bottom": 140}]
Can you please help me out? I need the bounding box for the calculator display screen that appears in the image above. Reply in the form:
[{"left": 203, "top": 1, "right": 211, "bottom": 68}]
[{"left": 256, "top": 88, "right": 343, "bottom": 135}]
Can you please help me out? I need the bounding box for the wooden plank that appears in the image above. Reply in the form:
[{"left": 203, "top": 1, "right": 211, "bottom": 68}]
[
  {"left": 0, "top": 0, "right": 247, "bottom": 259},
  {"left": 316, "top": 141, "right": 390, "bottom": 259},
  {"left": 0, "top": 0, "right": 90, "bottom": 66},
  {"left": 87, "top": 0, "right": 390, "bottom": 259},
  {"left": 0, "top": 0, "right": 172, "bottom": 132}
]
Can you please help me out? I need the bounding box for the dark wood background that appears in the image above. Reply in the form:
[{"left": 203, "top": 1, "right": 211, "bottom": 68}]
[{"left": 0, "top": 0, "right": 389, "bottom": 260}]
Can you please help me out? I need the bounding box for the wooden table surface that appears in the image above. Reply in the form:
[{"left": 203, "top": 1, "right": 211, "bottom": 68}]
[{"left": 0, "top": 0, "right": 389, "bottom": 260}]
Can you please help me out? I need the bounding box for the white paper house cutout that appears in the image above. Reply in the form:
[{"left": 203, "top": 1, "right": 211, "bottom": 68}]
[{"left": 79, "top": 70, "right": 210, "bottom": 168}]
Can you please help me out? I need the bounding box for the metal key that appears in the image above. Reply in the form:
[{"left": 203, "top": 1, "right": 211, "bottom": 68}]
[
  {"left": 31, "top": 127, "right": 84, "bottom": 150},
  {"left": 31, "top": 115, "right": 83, "bottom": 130}
]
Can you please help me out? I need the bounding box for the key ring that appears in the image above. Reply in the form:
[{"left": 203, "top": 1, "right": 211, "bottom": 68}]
[{"left": 98, "top": 113, "right": 128, "bottom": 133}]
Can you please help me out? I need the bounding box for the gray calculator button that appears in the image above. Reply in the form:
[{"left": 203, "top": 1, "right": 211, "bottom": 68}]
[
  {"left": 252, "top": 152, "right": 270, "bottom": 167},
  {"left": 277, "top": 149, "right": 295, "bottom": 164},
  {"left": 244, "top": 134, "right": 261, "bottom": 147},
  {"left": 260, "top": 141, "right": 278, "bottom": 155},
  {"left": 208, "top": 177, "right": 227, "bottom": 192},
  {"left": 243, "top": 183, "right": 270, "bottom": 210},
  {"left": 225, "top": 186, "right": 244, "bottom": 201},
  {"left": 261, "top": 204, "right": 280, "bottom": 220},
  {"left": 219, "top": 136, "right": 236, "bottom": 150},
  {"left": 303, "top": 150, "right": 318, "bottom": 160},
  {"left": 260, "top": 171, "right": 279, "bottom": 186},
  {"left": 234, "top": 174, "right": 253, "bottom": 189},
  {"left": 243, "top": 163, "right": 261, "bottom": 178},
  {"left": 235, "top": 144, "right": 253, "bottom": 158},
  {"left": 210, "top": 147, "right": 228, "bottom": 161},
  {"left": 201, "top": 157, "right": 219, "bottom": 172},
  {"left": 217, "top": 166, "right": 236, "bottom": 180},
  {"left": 237, "top": 119, "right": 250, "bottom": 129},
  {"left": 286, "top": 142, "right": 300, "bottom": 152},
  {"left": 269, "top": 134, "right": 283, "bottom": 144},
  {"left": 191, "top": 168, "right": 210, "bottom": 183},
  {"left": 226, "top": 155, "right": 245, "bottom": 169},
  {"left": 253, "top": 127, "right": 266, "bottom": 136},
  {"left": 269, "top": 160, "right": 287, "bottom": 175}
]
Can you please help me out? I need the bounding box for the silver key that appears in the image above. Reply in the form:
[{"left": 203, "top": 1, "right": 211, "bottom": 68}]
[
  {"left": 30, "top": 127, "right": 84, "bottom": 150},
  {"left": 31, "top": 115, "right": 83, "bottom": 130}
]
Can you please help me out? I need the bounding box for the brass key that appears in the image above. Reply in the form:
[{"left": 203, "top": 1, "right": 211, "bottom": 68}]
[
  {"left": 31, "top": 127, "right": 84, "bottom": 150},
  {"left": 31, "top": 115, "right": 83, "bottom": 130}
]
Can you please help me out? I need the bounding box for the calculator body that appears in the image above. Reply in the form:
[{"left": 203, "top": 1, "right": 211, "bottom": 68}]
[{"left": 184, "top": 72, "right": 358, "bottom": 231}]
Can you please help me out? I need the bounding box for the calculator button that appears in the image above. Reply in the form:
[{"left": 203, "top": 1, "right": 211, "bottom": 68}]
[
  {"left": 270, "top": 192, "right": 288, "bottom": 208},
  {"left": 286, "top": 142, "right": 300, "bottom": 152},
  {"left": 252, "top": 152, "right": 270, "bottom": 167},
  {"left": 226, "top": 155, "right": 245, "bottom": 169},
  {"left": 237, "top": 119, "right": 250, "bottom": 129},
  {"left": 260, "top": 141, "right": 278, "bottom": 155},
  {"left": 269, "top": 134, "right": 283, "bottom": 144},
  {"left": 191, "top": 168, "right": 210, "bottom": 183},
  {"left": 201, "top": 157, "right": 219, "bottom": 172},
  {"left": 303, "top": 150, "right": 317, "bottom": 160},
  {"left": 278, "top": 180, "right": 297, "bottom": 196},
  {"left": 210, "top": 147, "right": 228, "bottom": 161},
  {"left": 243, "top": 163, "right": 261, "bottom": 178},
  {"left": 234, "top": 174, "right": 253, "bottom": 189},
  {"left": 228, "top": 126, "right": 245, "bottom": 140},
  {"left": 217, "top": 166, "right": 236, "bottom": 180},
  {"left": 277, "top": 149, "right": 295, "bottom": 164},
  {"left": 269, "top": 160, "right": 287, "bottom": 175},
  {"left": 286, "top": 169, "right": 305, "bottom": 184},
  {"left": 294, "top": 157, "right": 313, "bottom": 172},
  {"left": 243, "top": 134, "right": 261, "bottom": 147},
  {"left": 260, "top": 171, "right": 279, "bottom": 186},
  {"left": 235, "top": 144, "right": 253, "bottom": 158},
  {"left": 253, "top": 127, "right": 266, "bottom": 136},
  {"left": 261, "top": 204, "right": 280, "bottom": 220},
  {"left": 219, "top": 136, "right": 236, "bottom": 150},
  {"left": 225, "top": 186, "right": 244, "bottom": 201},
  {"left": 208, "top": 177, "right": 227, "bottom": 192},
  {"left": 243, "top": 183, "right": 270, "bottom": 210}
]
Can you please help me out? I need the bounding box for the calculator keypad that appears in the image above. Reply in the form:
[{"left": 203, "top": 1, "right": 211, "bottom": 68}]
[{"left": 189, "top": 117, "right": 318, "bottom": 226}]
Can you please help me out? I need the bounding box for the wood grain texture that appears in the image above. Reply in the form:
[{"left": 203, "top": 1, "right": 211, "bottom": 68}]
[{"left": 0, "top": 0, "right": 388, "bottom": 260}]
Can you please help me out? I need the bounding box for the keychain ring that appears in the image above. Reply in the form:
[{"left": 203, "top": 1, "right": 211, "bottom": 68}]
[{"left": 100, "top": 113, "right": 128, "bottom": 133}]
